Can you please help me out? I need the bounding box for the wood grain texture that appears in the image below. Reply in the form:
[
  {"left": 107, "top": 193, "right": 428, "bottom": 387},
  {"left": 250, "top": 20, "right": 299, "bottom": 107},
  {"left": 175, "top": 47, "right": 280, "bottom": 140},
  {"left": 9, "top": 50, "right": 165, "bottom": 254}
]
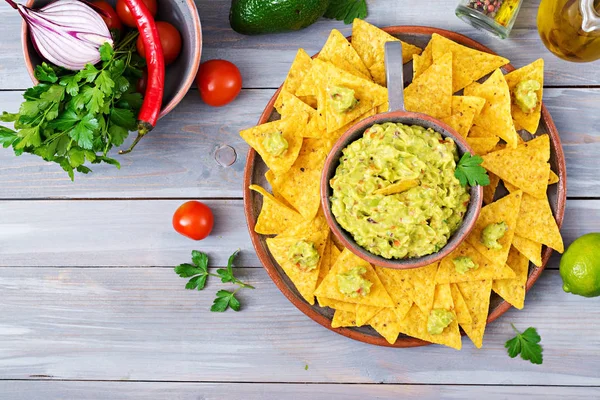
[
  {"left": 0, "top": 199, "right": 596, "bottom": 268},
  {"left": 1, "top": 88, "right": 599, "bottom": 199},
  {"left": 1, "top": 381, "right": 599, "bottom": 400},
  {"left": 0, "top": 268, "right": 599, "bottom": 385}
]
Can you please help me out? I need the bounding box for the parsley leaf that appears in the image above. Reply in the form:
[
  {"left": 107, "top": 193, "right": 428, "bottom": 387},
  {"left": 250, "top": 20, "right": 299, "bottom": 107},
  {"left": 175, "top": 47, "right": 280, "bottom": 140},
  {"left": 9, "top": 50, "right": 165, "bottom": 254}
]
[
  {"left": 110, "top": 108, "right": 137, "bottom": 131},
  {"left": 0, "top": 126, "right": 18, "bottom": 148},
  {"left": 505, "top": 324, "right": 543, "bottom": 365},
  {"left": 34, "top": 62, "right": 59, "bottom": 83},
  {"left": 455, "top": 152, "right": 490, "bottom": 187},
  {"left": 211, "top": 290, "right": 241, "bottom": 312},
  {"left": 324, "top": 0, "right": 368, "bottom": 24},
  {"left": 69, "top": 114, "right": 98, "bottom": 150},
  {"left": 99, "top": 42, "right": 115, "bottom": 62}
]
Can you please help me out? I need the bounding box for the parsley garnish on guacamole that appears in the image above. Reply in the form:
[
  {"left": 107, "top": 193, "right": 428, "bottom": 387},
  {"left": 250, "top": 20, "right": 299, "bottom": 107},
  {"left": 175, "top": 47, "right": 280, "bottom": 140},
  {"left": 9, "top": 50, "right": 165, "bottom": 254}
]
[
  {"left": 337, "top": 266, "right": 372, "bottom": 298},
  {"left": 427, "top": 309, "right": 454, "bottom": 335},
  {"left": 481, "top": 221, "right": 508, "bottom": 250},
  {"left": 262, "top": 131, "right": 288, "bottom": 157},
  {"left": 329, "top": 85, "right": 359, "bottom": 113},
  {"left": 288, "top": 240, "right": 320, "bottom": 272}
]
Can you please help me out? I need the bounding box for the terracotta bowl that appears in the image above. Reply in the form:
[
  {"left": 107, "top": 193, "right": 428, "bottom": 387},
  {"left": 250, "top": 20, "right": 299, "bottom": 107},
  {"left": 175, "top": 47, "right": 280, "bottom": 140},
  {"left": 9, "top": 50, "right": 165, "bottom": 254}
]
[{"left": 21, "top": 0, "right": 202, "bottom": 118}]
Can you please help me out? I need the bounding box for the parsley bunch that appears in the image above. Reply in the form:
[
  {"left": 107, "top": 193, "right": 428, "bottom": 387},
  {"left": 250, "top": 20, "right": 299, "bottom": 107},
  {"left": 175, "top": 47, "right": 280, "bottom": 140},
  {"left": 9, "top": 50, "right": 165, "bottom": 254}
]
[
  {"left": 175, "top": 250, "right": 255, "bottom": 312},
  {"left": 0, "top": 32, "right": 144, "bottom": 180},
  {"left": 455, "top": 152, "right": 491, "bottom": 187}
]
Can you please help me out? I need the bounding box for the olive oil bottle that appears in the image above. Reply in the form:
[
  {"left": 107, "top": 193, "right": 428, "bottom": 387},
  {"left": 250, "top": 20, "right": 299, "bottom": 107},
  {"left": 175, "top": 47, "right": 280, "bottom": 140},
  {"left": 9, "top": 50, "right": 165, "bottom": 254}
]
[{"left": 537, "top": 0, "right": 600, "bottom": 62}]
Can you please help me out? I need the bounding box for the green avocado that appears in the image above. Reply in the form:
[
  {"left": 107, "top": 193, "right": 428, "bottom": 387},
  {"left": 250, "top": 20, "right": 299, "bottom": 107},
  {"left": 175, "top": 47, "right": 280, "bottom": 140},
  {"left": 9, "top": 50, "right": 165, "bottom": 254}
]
[{"left": 230, "top": 0, "right": 330, "bottom": 35}]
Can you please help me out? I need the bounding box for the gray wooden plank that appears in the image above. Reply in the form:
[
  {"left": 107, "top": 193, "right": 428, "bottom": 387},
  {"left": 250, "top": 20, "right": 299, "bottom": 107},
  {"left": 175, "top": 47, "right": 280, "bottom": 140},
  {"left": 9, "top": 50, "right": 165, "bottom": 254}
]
[
  {"left": 0, "top": 199, "right": 595, "bottom": 268},
  {"left": 1, "top": 381, "right": 599, "bottom": 400},
  {"left": 3, "top": 0, "right": 600, "bottom": 89},
  {"left": 1, "top": 88, "right": 599, "bottom": 199},
  {"left": 0, "top": 267, "right": 599, "bottom": 385}
]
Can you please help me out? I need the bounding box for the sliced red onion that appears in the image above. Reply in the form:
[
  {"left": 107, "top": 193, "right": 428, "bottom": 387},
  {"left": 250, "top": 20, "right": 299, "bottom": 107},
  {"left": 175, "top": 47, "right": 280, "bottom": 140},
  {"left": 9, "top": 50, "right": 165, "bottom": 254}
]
[{"left": 7, "top": 0, "right": 113, "bottom": 71}]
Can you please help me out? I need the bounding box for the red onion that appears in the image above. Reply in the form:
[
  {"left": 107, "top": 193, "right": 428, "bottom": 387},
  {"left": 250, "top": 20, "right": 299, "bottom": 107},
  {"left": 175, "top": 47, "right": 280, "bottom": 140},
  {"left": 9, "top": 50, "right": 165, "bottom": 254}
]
[{"left": 7, "top": 0, "right": 113, "bottom": 70}]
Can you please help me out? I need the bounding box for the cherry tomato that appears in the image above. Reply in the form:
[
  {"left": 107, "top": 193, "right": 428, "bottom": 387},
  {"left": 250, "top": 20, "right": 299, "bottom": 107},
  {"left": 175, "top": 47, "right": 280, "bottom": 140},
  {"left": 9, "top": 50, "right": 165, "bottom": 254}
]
[
  {"left": 93, "top": 1, "right": 123, "bottom": 32},
  {"left": 196, "top": 60, "right": 242, "bottom": 107},
  {"left": 172, "top": 201, "right": 214, "bottom": 241},
  {"left": 136, "top": 21, "right": 182, "bottom": 65},
  {"left": 136, "top": 69, "right": 148, "bottom": 94},
  {"left": 116, "top": 0, "right": 157, "bottom": 28}
]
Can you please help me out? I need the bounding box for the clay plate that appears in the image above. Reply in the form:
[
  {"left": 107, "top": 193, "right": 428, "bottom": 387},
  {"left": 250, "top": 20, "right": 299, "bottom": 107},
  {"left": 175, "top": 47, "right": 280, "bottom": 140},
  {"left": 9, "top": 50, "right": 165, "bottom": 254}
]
[{"left": 243, "top": 26, "right": 567, "bottom": 347}]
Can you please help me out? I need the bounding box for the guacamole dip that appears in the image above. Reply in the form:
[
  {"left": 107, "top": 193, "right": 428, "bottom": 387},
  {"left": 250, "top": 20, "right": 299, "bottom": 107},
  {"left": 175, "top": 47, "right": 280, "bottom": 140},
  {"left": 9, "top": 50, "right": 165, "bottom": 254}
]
[
  {"left": 288, "top": 240, "right": 320, "bottom": 272},
  {"left": 481, "top": 221, "right": 507, "bottom": 250},
  {"left": 330, "top": 122, "right": 470, "bottom": 259},
  {"left": 427, "top": 309, "right": 454, "bottom": 335},
  {"left": 336, "top": 266, "right": 372, "bottom": 298},
  {"left": 514, "top": 80, "right": 541, "bottom": 114},
  {"left": 330, "top": 85, "right": 358, "bottom": 113},
  {"left": 263, "top": 131, "right": 288, "bottom": 157},
  {"left": 453, "top": 256, "right": 478, "bottom": 274}
]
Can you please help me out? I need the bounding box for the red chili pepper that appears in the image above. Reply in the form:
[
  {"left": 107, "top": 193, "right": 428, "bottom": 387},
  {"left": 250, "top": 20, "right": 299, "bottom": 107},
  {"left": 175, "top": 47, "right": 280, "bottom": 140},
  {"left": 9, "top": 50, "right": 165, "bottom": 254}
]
[{"left": 119, "top": 0, "right": 164, "bottom": 154}]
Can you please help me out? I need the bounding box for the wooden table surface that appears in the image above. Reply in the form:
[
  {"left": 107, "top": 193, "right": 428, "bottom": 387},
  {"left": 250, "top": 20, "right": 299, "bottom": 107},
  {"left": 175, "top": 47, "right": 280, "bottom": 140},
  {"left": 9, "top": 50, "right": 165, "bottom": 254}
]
[{"left": 1, "top": 0, "right": 600, "bottom": 398}]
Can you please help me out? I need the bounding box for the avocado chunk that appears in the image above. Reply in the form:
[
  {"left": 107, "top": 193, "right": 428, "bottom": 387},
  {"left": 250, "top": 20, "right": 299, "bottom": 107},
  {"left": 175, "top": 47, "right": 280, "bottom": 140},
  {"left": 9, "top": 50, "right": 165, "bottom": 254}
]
[{"left": 230, "top": 0, "right": 329, "bottom": 35}]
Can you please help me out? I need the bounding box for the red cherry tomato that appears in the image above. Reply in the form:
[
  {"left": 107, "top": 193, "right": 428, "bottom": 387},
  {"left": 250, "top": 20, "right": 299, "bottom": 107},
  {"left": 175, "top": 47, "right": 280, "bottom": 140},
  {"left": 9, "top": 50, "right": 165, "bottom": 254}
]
[
  {"left": 116, "top": 0, "right": 157, "bottom": 28},
  {"left": 93, "top": 1, "right": 123, "bottom": 32},
  {"left": 136, "top": 21, "right": 182, "bottom": 65},
  {"left": 196, "top": 60, "right": 242, "bottom": 107},
  {"left": 172, "top": 201, "right": 214, "bottom": 241}
]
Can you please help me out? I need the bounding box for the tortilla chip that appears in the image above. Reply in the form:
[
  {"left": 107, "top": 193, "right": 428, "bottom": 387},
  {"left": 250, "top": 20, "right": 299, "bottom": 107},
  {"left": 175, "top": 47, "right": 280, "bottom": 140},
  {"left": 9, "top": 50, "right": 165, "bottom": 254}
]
[
  {"left": 430, "top": 33, "right": 509, "bottom": 92},
  {"left": 318, "top": 29, "right": 371, "bottom": 80},
  {"left": 318, "top": 240, "right": 341, "bottom": 288},
  {"left": 450, "top": 283, "right": 472, "bottom": 325},
  {"left": 466, "top": 190, "right": 523, "bottom": 267},
  {"left": 278, "top": 208, "right": 328, "bottom": 238},
  {"left": 317, "top": 296, "right": 355, "bottom": 312},
  {"left": 407, "top": 262, "right": 439, "bottom": 314},
  {"left": 397, "top": 304, "right": 462, "bottom": 350},
  {"left": 549, "top": 170, "right": 559, "bottom": 185},
  {"left": 457, "top": 279, "right": 492, "bottom": 348},
  {"left": 514, "top": 192, "right": 564, "bottom": 253},
  {"left": 274, "top": 49, "right": 313, "bottom": 112},
  {"left": 441, "top": 96, "right": 486, "bottom": 137},
  {"left": 436, "top": 240, "right": 516, "bottom": 284},
  {"left": 466, "top": 136, "right": 500, "bottom": 156},
  {"left": 404, "top": 52, "right": 453, "bottom": 119},
  {"left": 249, "top": 185, "right": 304, "bottom": 235},
  {"left": 467, "top": 69, "right": 520, "bottom": 148},
  {"left": 468, "top": 124, "right": 496, "bottom": 138},
  {"left": 314, "top": 248, "right": 394, "bottom": 307},
  {"left": 356, "top": 304, "right": 383, "bottom": 326},
  {"left": 412, "top": 41, "right": 433, "bottom": 80},
  {"left": 351, "top": 18, "right": 422, "bottom": 86},
  {"left": 265, "top": 170, "right": 295, "bottom": 209},
  {"left": 433, "top": 283, "right": 454, "bottom": 311},
  {"left": 482, "top": 135, "right": 551, "bottom": 199},
  {"left": 493, "top": 246, "right": 529, "bottom": 309},
  {"left": 505, "top": 59, "right": 544, "bottom": 134},
  {"left": 374, "top": 179, "right": 419, "bottom": 196},
  {"left": 266, "top": 228, "right": 329, "bottom": 305},
  {"left": 483, "top": 172, "right": 500, "bottom": 205},
  {"left": 374, "top": 266, "right": 414, "bottom": 322},
  {"left": 327, "top": 107, "right": 378, "bottom": 141},
  {"left": 369, "top": 308, "right": 401, "bottom": 344},
  {"left": 512, "top": 235, "right": 543, "bottom": 267},
  {"left": 278, "top": 90, "right": 323, "bottom": 139},
  {"left": 268, "top": 138, "right": 329, "bottom": 220},
  {"left": 331, "top": 309, "right": 357, "bottom": 328},
  {"left": 240, "top": 114, "right": 306, "bottom": 175}
]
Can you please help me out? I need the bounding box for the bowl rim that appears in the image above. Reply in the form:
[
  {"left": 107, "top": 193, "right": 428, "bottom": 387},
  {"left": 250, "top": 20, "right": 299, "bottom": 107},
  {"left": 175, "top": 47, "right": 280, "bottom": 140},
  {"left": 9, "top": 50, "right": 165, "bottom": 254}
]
[
  {"left": 320, "top": 110, "right": 483, "bottom": 270},
  {"left": 20, "top": 0, "right": 202, "bottom": 119}
]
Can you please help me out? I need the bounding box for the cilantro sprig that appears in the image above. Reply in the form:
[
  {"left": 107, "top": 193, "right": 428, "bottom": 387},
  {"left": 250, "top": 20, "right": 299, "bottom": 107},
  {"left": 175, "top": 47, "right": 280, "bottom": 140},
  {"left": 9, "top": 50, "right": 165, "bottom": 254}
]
[
  {"left": 454, "top": 152, "right": 490, "bottom": 187},
  {"left": 0, "top": 32, "right": 144, "bottom": 180},
  {"left": 175, "top": 250, "right": 254, "bottom": 312},
  {"left": 505, "top": 324, "right": 543, "bottom": 365},
  {"left": 324, "top": 0, "right": 368, "bottom": 24}
]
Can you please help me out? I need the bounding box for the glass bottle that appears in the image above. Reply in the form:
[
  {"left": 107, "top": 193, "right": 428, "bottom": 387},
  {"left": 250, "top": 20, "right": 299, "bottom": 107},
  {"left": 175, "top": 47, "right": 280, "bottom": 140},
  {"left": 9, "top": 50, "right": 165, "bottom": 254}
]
[{"left": 455, "top": 0, "right": 524, "bottom": 39}]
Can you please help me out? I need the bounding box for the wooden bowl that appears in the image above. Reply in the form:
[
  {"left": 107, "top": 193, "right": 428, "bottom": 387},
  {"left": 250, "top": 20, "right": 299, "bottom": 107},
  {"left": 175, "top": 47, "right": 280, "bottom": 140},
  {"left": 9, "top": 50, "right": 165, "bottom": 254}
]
[
  {"left": 21, "top": 0, "right": 202, "bottom": 119},
  {"left": 243, "top": 26, "right": 567, "bottom": 347}
]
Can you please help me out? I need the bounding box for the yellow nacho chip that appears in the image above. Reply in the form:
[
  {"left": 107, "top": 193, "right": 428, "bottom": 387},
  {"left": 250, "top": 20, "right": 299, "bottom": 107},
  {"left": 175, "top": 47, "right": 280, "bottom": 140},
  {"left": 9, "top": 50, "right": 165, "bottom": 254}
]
[
  {"left": 466, "top": 190, "right": 523, "bottom": 267},
  {"left": 450, "top": 283, "right": 472, "bottom": 325},
  {"left": 512, "top": 235, "right": 543, "bottom": 267},
  {"left": 549, "top": 170, "right": 559, "bottom": 185},
  {"left": 268, "top": 138, "right": 329, "bottom": 220},
  {"left": 327, "top": 107, "right": 378, "bottom": 141},
  {"left": 436, "top": 240, "right": 516, "bottom": 284},
  {"left": 240, "top": 114, "right": 306, "bottom": 175},
  {"left": 373, "top": 179, "right": 419, "bottom": 196},
  {"left": 351, "top": 18, "right": 422, "bottom": 85},
  {"left": 318, "top": 29, "right": 371, "bottom": 80},
  {"left": 412, "top": 41, "right": 432, "bottom": 80},
  {"left": 482, "top": 135, "right": 550, "bottom": 199},
  {"left": 483, "top": 172, "right": 500, "bottom": 205},
  {"left": 430, "top": 33, "right": 509, "bottom": 92},
  {"left": 277, "top": 208, "right": 328, "bottom": 238},
  {"left": 466, "top": 136, "right": 500, "bottom": 156},
  {"left": 374, "top": 266, "right": 414, "bottom": 322},
  {"left": 314, "top": 248, "right": 394, "bottom": 307},
  {"left": 493, "top": 246, "right": 529, "bottom": 309},
  {"left": 468, "top": 124, "right": 496, "bottom": 138},
  {"left": 318, "top": 239, "right": 341, "bottom": 288},
  {"left": 266, "top": 228, "right": 329, "bottom": 305},
  {"left": 505, "top": 59, "right": 544, "bottom": 134},
  {"left": 408, "top": 262, "right": 439, "bottom": 314},
  {"left": 332, "top": 309, "right": 357, "bottom": 328},
  {"left": 457, "top": 279, "right": 492, "bottom": 348},
  {"left": 265, "top": 170, "right": 295, "bottom": 209},
  {"left": 274, "top": 49, "right": 313, "bottom": 112},
  {"left": 441, "top": 96, "right": 486, "bottom": 137},
  {"left": 433, "top": 283, "right": 455, "bottom": 311},
  {"left": 467, "top": 69, "right": 519, "bottom": 148},
  {"left": 369, "top": 308, "right": 401, "bottom": 344},
  {"left": 404, "top": 51, "right": 453, "bottom": 119},
  {"left": 249, "top": 185, "right": 304, "bottom": 235},
  {"left": 317, "top": 296, "right": 355, "bottom": 312},
  {"left": 398, "top": 304, "right": 462, "bottom": 350},
  {"left": 514, "top": 192, "right": 564, "bottom": 253},
  {"left": 278, "top": 90, "right": 323, "bottom": 139},
  {"left": 356, "top": 304, "right": 383, "bottom": 327}
]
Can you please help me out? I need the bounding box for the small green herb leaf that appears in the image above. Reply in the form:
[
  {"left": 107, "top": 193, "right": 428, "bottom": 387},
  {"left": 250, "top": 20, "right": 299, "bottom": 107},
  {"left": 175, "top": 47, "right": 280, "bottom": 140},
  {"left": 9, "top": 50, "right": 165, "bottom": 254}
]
[
  {"left": 505, "top": 324, "right": 543, "bottom": 365},
  {"left": 69, "top": 114, "right": 98, "bottom": 150},
  {"left": 35, "top": 62, "right": 58, "bottom": 83},
  {"left": 455, "top": 152, "right": 490, "bottom": 187},
  {"left": 0, "top": 127, "right": 18, "bottom": 148},
  {"left": 110, "top": 108, "right": 137, "bottom": 131},
  {"left": 324, "top": 0, "right": 368, "bottom": 24},
  {"left": 192, "top": 250, "right": 209, "bottom": 271},
  {"left": 99, "top": 42, "right": 115, "bottom": 62}
]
